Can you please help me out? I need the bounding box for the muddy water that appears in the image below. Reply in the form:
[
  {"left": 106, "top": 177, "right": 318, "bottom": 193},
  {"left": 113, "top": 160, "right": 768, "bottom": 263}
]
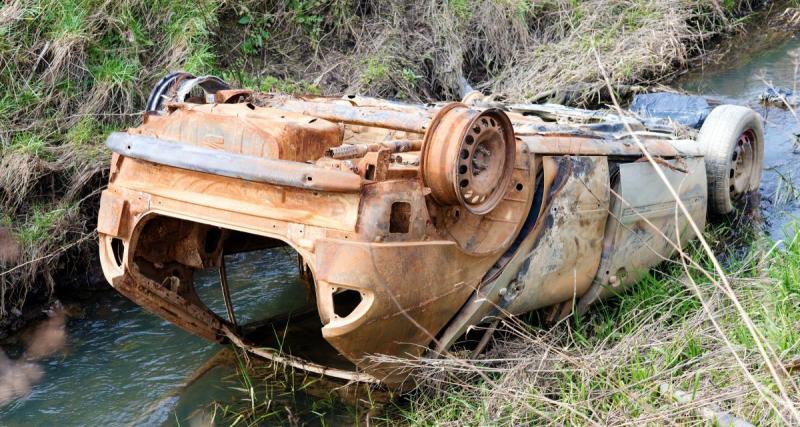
[
  {"left": 0, "top": 249, "right": 310, "bottom": 426},
  {"left": 678, "top": 33, "right": 800, "bottom": 237},
  {"left": 3, "top": 31, "right": 800, "bottom": 427}
]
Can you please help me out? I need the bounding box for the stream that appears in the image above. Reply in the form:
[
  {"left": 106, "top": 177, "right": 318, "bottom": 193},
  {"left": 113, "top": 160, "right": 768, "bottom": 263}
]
[
  {"left": 0, "top": 248, "right": 314, "bottom": 426},
  {"left": 1, "top": 31, "right": 800, "bottom": 427},
  {"left": 678, "top": 33, "right": 800, "bottom": 237}
]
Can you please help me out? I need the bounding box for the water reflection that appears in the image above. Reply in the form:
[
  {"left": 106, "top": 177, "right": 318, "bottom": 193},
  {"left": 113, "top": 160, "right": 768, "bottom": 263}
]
[{"left": 0, "top": 248, "right": 305, "bottom": 426}]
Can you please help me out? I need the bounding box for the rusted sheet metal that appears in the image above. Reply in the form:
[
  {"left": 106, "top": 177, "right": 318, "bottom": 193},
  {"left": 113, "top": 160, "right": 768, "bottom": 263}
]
[
  {"left": 107, "top": 132, "right": 363, "bottom": 193},
  {"left": 255, "top": 96, "right": 434, "bottom": 133},
  {"left": 97, "top": 190, "right": 128, "bottom": 237},
  {"left": 101, "top": 214, "right": 229, "bottom": 342},
  {"left": 577, "top": 157, "right": 707, "bottom": 313},
  {"left": 434, "top": 156, "right": 608, "bottom": 353},
  {"left": 215, "top": 88, "right": 253, "bottom": 104},
  {"left": 113, "top": 271, "right": 225, "bottom": 342},
  {"left": 141, "top": 103, "right": 341, "bottom": 161},
  {"left": 355, "top": 179, "right": 432, "bottom": 242},
  {"left": 521, "top": 134, "right": 679, "bottom": 157},
  {"left": 314, "top": 239, "right": 497, "bottom": 381},
  {"left": 111, "top": 157, "right": 362, "bottom": 232}
]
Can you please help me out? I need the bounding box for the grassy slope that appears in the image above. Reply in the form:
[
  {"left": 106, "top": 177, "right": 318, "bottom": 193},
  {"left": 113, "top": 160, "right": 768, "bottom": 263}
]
[{"left": 0, "top": 0, "right": 223, "bottom": 321}]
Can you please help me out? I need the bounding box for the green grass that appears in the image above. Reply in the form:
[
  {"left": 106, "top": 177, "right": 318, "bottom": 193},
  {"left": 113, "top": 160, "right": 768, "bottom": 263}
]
[
  {"left": 0, "top": 0, "right": 229, "bottom": 313},
  {"left": 65, "top": 117, "right": 99, "bottom": 146},
  {"left": 211, "top": 348, "right": 375, "bottom": 426},
  {"left": 47, "top": 0, "right": 90, "bottom": 40},
  {"left": 258, "top": 75, "right": 320, "bottom": 95},
  {"left": 15, "top": 203, "right": 76, "bottom": 248},
  {"left": 382, "top": 223, "right": 800, "bottom": 425},
  {"left": 448, "top": 0, "right": 472, "bottom": 21},
  {"left": 8, "top": 132, "right": 49, "bottom": 158},
  {"left": 362, "top": 56, "right": 389, "bottom": 85},
  {"left": 90, "top": 57, "right": 138, "bottom": 86}
]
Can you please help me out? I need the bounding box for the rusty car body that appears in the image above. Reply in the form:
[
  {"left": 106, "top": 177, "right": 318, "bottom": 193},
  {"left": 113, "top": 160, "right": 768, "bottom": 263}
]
[{"left": 97, "top": 73, "right": 764, "bottom": 385}]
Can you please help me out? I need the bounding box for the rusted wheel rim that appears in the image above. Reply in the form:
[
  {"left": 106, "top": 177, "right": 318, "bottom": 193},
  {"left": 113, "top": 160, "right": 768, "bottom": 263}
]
[
  {"left": 730, "top": 129, "right": 756, "bottom": 199},
  {"left": 421, "top": 105, "right": 515, "bottom": 215},
  {"left": 457, "top": 115, "right": 507, "bottom": 207}
]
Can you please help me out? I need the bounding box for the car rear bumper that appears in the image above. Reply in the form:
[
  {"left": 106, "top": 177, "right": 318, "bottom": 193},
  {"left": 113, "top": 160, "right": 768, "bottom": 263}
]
[{"left": 97, "top": 155, "right": 492, "bottom": 384}]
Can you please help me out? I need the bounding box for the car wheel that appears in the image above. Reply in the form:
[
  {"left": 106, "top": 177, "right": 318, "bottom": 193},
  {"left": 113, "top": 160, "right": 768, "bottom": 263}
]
[
  {"left": 697, "top": 105, "right": 764, "bottom": 215},
  {"left": 145, "top": 72, "right": 195, "bottom": 114}
]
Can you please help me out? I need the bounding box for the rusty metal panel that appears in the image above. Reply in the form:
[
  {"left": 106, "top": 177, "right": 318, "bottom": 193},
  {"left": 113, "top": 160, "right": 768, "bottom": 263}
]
[
  {"left": 313, "top": 238, "right": 497, "bottom": 380},
  {"left": 255, "top": 96, "right": 433, "bottom": 133},
  {"left": 141, "top": 103, "right": 342, "bottom": 162},
  {"left": 503, "top": 156, "right": 610, "bottom": 315},
  {"left": 113, "top": 157, "right": 362, "bottom": 232},
  {"left": 577, "top": 157, "right": 707, "bottom": 313},
  {"left": 97, "top": 190, "right": 128, "bottom": 237}
]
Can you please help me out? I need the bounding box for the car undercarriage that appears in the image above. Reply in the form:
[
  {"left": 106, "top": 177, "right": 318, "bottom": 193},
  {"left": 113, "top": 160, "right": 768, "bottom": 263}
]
[{"left": 97, "top": 73, "right": 764, "bottom": 386}]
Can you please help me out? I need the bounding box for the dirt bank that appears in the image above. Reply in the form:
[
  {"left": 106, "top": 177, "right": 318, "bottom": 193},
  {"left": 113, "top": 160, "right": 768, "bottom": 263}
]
[{"left": 0, "top": 0, "right": 765, "bottom": 335}]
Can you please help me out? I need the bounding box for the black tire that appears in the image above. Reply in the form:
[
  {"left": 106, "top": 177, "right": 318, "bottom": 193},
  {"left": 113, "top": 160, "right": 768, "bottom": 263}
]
[
  {"left": 697, "top": 105, "right": 764, "bottom": 215},
  {"left": 145, "top": 72, "right": 195, "bottom": 114}
]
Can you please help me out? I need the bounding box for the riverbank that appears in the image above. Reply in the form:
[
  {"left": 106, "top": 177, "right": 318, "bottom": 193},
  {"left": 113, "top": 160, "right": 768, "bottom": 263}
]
[
  {"left": 0, "top": 0, "right": 768, "bottom": 338},
  {"left": 1, "top": 1, "right": 798, "bottom": 425}
]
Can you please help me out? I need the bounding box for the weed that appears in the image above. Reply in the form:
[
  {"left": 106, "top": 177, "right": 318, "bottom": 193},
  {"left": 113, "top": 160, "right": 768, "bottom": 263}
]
[
  {"left": 448, "top": 0, "right": 472, "bottom": 21},
  {"left": 362, "top": 56, "right": 389, "bottom": 85},
  {"left": 289, "top": 0, "right": 325, "bottom": 41},
  {"left": 15, "top": 204, "right": 71, "bottom": 248},
  {"left": 89, "top": 57, "right": 138, "bottom": 87},
  {"left": 259, "top": 76, "right": 320, "bottom": 95},
  {"left": 237, "top": 11, "right": 271, "bottom": 56},
  {"left": 9, "top": 133, "right": 50, "bottom": 160},
  {"left": 66, "top": 118, "right": 99, "bottom": 146},
  {"left": 773, "top": 168, "right": 800, "bottom": 205},
  {"left": 401, "top": 68, "right": 418, "bottom": 84}
]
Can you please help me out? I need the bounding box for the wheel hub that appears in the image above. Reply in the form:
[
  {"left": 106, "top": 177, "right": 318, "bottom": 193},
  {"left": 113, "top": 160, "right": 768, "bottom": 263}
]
[
  {"left": 730, "top": 129, "right": 756, "bottom": 199},
  {"left": 421, "top": 105, "right": 516, "bottom": 215}
]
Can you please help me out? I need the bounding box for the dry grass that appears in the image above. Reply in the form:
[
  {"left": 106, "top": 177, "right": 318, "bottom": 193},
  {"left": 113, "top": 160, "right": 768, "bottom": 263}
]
[
  {"left": 219, "top": 0, "right": 753, "bottom": 104},
  {"left": 382, "top": 235, "right": 800, "bottom": 425}
]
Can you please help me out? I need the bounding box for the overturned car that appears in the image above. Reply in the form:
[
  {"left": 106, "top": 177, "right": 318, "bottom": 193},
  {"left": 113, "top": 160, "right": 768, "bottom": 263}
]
[{"left": 97, "top": 73, "right": 764, "bottom": 385}]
